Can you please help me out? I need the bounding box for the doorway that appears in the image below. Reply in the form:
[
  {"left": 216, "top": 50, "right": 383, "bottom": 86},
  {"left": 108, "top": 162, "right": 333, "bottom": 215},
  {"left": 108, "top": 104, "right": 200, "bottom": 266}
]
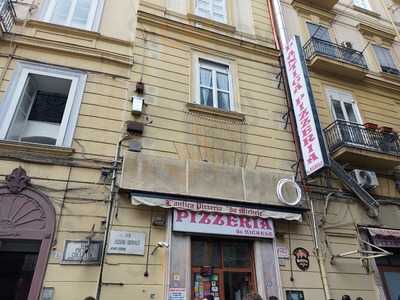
[
  {"left": 191, "top": 237, "right": 256, "bottom": 300},
  {"left": 0, "top": 239, "right": 41, "bottom": 300}
]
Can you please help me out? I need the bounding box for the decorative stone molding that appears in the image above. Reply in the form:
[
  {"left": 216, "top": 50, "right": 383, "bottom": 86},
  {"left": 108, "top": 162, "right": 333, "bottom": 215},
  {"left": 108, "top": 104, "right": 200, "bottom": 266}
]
[
  {"left": 291, "top": 1, "right": 336, "bottom": 23},
  {"left": 357, "top": 22, "right": 396, "bottom": 44},
  {"left": 5, "top": 167, "right": 31, "bottom": 193},
  {"left": 0, "top": 167, "right": 56, "bottom": 300}
]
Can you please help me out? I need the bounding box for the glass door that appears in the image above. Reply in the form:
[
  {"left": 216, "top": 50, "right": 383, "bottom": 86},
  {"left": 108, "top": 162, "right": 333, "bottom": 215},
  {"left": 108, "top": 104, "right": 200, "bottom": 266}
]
[
  {"left": 191, "top": 238, "right": 256, "bottom": 300},
  {"left": 326, "top": 88, "right": 365, "bottom": 147}
]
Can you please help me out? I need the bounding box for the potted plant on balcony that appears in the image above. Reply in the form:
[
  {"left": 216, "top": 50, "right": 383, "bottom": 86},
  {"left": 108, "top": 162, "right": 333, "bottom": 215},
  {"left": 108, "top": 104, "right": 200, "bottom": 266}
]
[{"left": 363, "top": 122, "right": 378, "bottom": 130}]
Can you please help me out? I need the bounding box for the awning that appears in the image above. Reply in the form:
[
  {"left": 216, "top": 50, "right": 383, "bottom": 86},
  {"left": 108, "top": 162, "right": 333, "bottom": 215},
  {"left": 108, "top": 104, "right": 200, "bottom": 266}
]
[
  {"left": 131, "top": 194, "right": 303, "bottom": 222},
  {"left": 368, "top": 227, "right": 400, "bottom": 248}
]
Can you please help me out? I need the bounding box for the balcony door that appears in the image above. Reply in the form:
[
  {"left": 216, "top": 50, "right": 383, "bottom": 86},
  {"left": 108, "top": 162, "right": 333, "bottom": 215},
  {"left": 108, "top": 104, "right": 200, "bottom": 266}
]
[
  {"left": 326, "top": 88, "right": 365, "bottom": 147},
  {"left": 307, "top": 23, "right": 336, "bottom": 58}
]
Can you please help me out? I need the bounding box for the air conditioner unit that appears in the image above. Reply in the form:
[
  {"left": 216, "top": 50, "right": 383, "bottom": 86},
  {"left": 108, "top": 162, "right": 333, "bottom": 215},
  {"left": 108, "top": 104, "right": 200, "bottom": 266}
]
[
  {"left": 350, "top": 169, "right": 379, "bottom": 190},
  {"left": 341, "top": 41, "right": 353, "bottom": 49}
]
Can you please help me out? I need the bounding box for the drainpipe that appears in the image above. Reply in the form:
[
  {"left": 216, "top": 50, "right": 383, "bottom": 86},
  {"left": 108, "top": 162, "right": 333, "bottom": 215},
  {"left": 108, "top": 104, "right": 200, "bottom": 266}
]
[{"left": 267, "top": 1, "right": 332, "bottom": 299}]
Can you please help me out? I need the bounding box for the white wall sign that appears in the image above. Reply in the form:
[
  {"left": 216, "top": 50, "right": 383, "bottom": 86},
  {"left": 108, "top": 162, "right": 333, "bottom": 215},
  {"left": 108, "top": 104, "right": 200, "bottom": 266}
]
[
  {"left": 107, "top": 230, "right": 146, "bottom": 255},
  {"left": 277, "top": 246, "right": 289, "bottom": 259},
  {"left": 173, "top": 210, "right": 274, "bottom": 239},
  {"left": 168, "top": 288, "right": 186, "bottom": 300},
  {"left": 62, "top": 240, "right": 103, "bottom": 265},
  {"left": 282, "top": 36, "right": 329, "bottom": 176}
]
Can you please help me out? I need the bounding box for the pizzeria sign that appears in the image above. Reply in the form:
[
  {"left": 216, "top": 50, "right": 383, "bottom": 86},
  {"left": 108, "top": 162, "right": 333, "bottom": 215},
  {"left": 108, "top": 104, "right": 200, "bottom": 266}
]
[
  {"left": 282, "top": 36, "right": 329, "bottom": 176},
  {"left": 173, "top": 209, "right": 274, "bottom": 239}
]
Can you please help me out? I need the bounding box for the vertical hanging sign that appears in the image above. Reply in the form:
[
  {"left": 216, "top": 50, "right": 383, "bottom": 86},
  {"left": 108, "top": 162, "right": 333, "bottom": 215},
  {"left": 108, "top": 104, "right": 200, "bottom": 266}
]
[{"left": 282, "top": 36, "right": 329, "bottom": 176}]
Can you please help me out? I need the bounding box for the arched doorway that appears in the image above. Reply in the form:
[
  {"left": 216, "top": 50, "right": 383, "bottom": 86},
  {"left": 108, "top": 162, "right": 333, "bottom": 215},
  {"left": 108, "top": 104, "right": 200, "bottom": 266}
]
[{"left": 0, "top": 167, "right": 56, "bottom": 300}]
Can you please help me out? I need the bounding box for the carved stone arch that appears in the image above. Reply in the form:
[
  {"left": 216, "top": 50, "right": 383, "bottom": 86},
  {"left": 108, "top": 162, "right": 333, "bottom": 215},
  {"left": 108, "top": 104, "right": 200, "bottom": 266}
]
[{"left": 0, "top": 167, "right": 56, "bottom": 300}]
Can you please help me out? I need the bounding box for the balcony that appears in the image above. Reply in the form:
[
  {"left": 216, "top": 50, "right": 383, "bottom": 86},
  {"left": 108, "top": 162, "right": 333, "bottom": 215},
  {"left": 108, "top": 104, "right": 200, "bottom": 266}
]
[
  {"left": 324, "top": 120, "right": 400, "bottom": 170},
  {"left": 304, "top": 37, "right": 368, "bottom": 79},
  {"left": 0, "top": 0, "right": 15, "bottom": 34},
  {"left": 291, "top": 0, "right": 338, "bottom": 10}
]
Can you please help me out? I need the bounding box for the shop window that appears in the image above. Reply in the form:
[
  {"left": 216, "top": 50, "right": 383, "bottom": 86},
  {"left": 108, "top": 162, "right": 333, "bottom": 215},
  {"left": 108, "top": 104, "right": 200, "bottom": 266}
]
[
  {"left": 353, "top": 0, "right": 371, "bottom": 10},
  {"left": 191, "top": 238, "right": 255, "bottom": 300},
  {"left": 372, "top": 45, "right": 400, "bottom": 76},
  {"left": 42, "top": 0, "right": 103, "bottom": 31},
  {"left": 195, "top": 0, "right": 227, "bottom": 23},
  {"left": 197, "top": 58, "right": 233, "bottom": 111},
  {"left": 0, "top": 62, "right": 87, "bottom": 147}
]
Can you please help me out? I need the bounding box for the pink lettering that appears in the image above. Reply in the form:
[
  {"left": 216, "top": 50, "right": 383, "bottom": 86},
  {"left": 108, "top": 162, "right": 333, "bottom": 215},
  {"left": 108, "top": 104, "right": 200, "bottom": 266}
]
[
  {"left": 260, "top": 219, "right": 271, "bottom": 229},
  {"left": 227, "top": 215, "right": 238, "bottom": 227},
  {"left": 239, "top": 216, "right": 252, "bottom": 229},
  {"left": 199, "top": 212, "right": 211, "bottom": 224},
  {"left": 213, "top": 213, "right": 225, "bottom": 226},
  {"left": 176, "top": 210, "right": 189, "bottom": 222}
]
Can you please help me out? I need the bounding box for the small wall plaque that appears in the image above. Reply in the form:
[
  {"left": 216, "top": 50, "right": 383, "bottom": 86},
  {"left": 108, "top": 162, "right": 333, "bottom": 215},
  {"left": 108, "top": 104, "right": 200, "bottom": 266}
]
[
  {"left": 107, "top": 230, "right": 146, "bottom": 255},
  {"left": 61, "top": 240, "right": 103, "bottom": 265}
]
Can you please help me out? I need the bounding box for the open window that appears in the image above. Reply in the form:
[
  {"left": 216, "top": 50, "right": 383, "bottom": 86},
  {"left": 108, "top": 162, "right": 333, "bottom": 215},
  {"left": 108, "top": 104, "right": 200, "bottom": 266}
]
[
  {"left": 0, "top": 62, "right": 86, "bottom": 147},
  {"left": 42, "top": 0, "right": 103, "bottom": 31}
]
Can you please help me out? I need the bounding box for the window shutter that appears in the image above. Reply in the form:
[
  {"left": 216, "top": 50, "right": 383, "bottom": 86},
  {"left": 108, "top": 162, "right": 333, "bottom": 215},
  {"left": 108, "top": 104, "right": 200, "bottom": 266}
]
[
  {"left": 373, "top": 45, "right": 396, "bottom": 68},
  {"left": 211, "top": 0, "right": 227, "bottom": 23},
  {"left": 196, "top": 0, "right": 212, "bottom": 19},
  {"left": 7, "top": 77, "right": 36, "bottom": 141}
]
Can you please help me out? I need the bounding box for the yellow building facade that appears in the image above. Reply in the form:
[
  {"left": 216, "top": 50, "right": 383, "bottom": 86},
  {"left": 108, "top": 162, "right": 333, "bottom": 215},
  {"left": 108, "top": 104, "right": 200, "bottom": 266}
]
[
  {"left": 0, "top": 0, "right": 305, "bottom": 299},
  {"left": 277, "top": 0, "right": 400, "bottom": 299},
  {"left": 3, "top": 0, "right": 400, "bottom": 300}
]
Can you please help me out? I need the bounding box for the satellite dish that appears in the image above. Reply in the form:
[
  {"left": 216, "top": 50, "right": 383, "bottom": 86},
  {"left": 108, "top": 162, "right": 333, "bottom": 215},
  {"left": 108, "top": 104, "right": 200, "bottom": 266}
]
[{"left": 276, "top": 177, "right": 303, "bottom": 206}]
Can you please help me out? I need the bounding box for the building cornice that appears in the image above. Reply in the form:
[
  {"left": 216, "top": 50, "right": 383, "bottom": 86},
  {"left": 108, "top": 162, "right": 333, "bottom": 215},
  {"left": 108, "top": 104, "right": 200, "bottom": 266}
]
[
  {"left": 357, "top": 22, "right": 396, "bottom": 44},
  {"left": 291, "top": 1, "right": 336, "bottom": 23},
  {"left": 6, "top": 20, "right": 134, "bottom": 67},
  {"left": 137, "top": 11, "right": 280, "bottom": 60}
]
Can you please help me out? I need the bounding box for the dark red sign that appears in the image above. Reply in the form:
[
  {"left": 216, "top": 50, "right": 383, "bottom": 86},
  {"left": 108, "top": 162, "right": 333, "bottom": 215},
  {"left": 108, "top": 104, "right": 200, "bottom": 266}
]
[{"left": 293, "top": 247, "right": 310, "bottom": 271}]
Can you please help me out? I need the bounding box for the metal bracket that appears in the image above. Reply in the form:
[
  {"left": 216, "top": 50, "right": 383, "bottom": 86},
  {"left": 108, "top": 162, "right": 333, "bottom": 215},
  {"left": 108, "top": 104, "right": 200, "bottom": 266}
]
[{"left": 330, "top": 239, "right": 392, "bottom": 265}]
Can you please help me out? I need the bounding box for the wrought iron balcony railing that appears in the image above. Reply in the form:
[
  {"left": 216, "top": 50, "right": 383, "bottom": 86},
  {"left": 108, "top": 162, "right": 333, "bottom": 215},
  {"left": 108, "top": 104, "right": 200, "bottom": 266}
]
[
  {"left": 0, "top": 0, "right": 16, "bottom": 33},
  {"left": 381, "top": 65, "right": 400, "bottom": 76},
  {"left": 304, "top": 37, "right": 368, "bottom": 69},
  {"left": 324, "top": 120, "right": 400, "bottom": 157}
]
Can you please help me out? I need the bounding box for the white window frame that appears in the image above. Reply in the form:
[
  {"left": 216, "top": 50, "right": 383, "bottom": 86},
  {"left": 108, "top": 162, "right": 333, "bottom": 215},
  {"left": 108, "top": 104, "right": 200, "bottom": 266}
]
[
  {"left": 372, "top": 44, "right": 399, "bottom": 72},
  {"left": 0, "top": 62, "right": 87, "bottom": 147},
  {"left": 195, "top": 0, "right": 228, "bottom": 23},
  {"left": 41, "top": 0, "right": 104, "bottom": 31},
  {"left": 325, "top": 87, "right": 363, "bottom": 124},
  {"left": 353, "top": 0, "right": 371, "bottom": 10},
  {"left": 196, "top": 58, "right": 234, "bottom": 111}
]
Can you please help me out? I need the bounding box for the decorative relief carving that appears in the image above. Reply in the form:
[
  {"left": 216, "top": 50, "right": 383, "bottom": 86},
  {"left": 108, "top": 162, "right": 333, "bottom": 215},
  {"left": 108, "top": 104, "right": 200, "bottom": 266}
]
[
  {"left": 0, "top": 194, "right": 46, "bottom": 231},
  {"left": 5, "top": 167, "right": 31, "bottom": 193}
]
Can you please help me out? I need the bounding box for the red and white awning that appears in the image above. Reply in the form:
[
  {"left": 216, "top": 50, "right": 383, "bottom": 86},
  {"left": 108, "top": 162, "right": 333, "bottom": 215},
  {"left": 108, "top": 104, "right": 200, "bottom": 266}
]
[
  {"left": 368, "top": 227, "right": 400, "bottom": 248},
  {"left": 131, "top": 194, "right": 302, "bottom": 222}
]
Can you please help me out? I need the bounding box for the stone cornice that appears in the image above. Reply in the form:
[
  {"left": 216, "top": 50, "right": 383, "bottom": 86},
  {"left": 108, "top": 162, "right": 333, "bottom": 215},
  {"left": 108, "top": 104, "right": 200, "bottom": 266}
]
[
  {"left": 137, "top": 11, "right": 280, "bottom": 60},
  {"left": 7, "top": 20, "right": 134, "bottom": 67},
  {"left": 357, "top": 22, "right": 396, "bottom": 44},
  {"left": 291, "top": 1, "right": 336, "bottom": 23}
]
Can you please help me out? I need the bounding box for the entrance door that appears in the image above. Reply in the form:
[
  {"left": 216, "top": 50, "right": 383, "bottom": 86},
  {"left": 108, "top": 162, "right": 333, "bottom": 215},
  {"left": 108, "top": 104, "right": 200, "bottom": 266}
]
[
  {"left": 0, "top": 240, "right": 41, "bottom": 300},
  {"left": 191, "top": 238, "right": 256, "bottom": 300}
]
